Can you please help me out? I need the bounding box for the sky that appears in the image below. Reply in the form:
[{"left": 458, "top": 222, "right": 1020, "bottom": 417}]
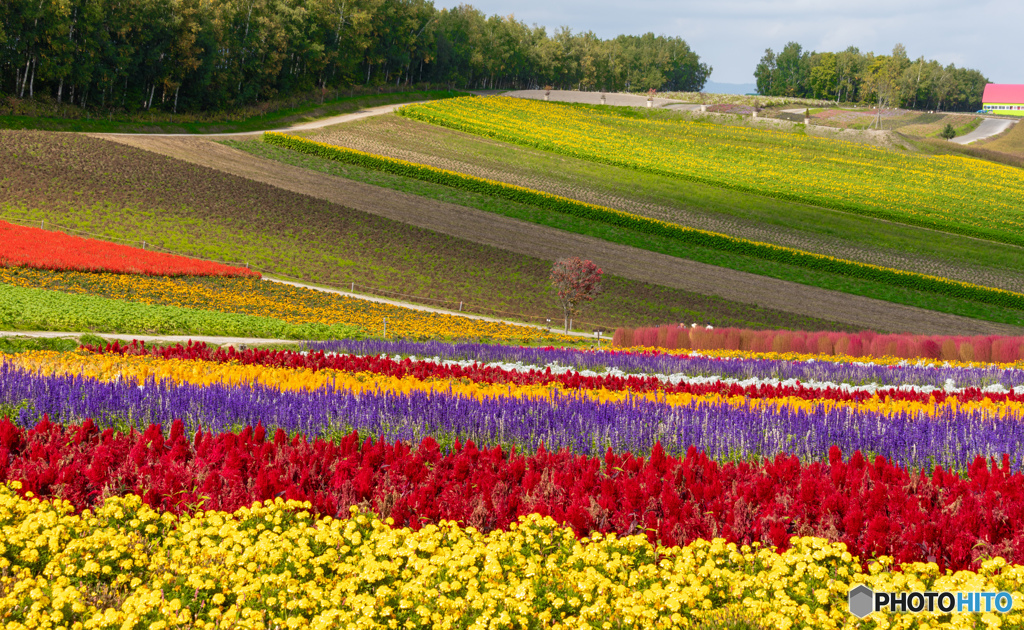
[{"left": 432, "top": 0, "right": 1020, "bottom": 85}]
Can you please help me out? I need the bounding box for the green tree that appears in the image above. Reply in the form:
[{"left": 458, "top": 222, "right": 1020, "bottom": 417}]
[{"left": 754, "top": 48, "right": 777, "bottom": 96}]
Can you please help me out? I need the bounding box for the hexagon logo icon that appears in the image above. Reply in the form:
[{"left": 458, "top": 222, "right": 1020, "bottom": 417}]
[{"left": 849, "top": 584, "right": 875, "bottom": 619}]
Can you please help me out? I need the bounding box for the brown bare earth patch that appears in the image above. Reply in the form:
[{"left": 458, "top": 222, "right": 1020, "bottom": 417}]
[
  {"left": 86, "top": 132, "right": 1024, "bottom": 336},
  {"left": 0, "top": 129, "right": 844, "bottom": 332}
]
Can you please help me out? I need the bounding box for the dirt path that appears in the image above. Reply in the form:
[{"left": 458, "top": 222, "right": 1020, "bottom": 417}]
[
  {"left": 93, "top": 134, "right": 1024, "bottom": 336},
  {"left": 95, "top": 102, "right": 426, "bottom": 138}
]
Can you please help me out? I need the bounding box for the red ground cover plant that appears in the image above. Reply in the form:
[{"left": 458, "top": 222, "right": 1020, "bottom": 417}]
[
  {"left": 87, "top": 340, "right": 1024, "bottom": 406},
  {"left": 616, "top": 324, "right": 1024, "bottom": 363},
  {"left": 3, "top": 416, "right": 1022, "bottom": 572},
  {"left": 0, "top": 220, "right": 259, "bottom": 277}
]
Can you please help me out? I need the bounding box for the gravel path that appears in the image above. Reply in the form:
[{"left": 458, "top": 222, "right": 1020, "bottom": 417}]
[
  {"left": 92, "top": 134, "right": 1024, "bottom": 336},
  {"left": 951, "top": 118, "right": 1018, "bottom": 145}
]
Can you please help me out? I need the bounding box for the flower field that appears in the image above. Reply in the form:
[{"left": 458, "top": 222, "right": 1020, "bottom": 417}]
[
  {"left": 0, "top": 220, "right": 258, "bottom": 278},
  {"left": 6, "top": 336, "right": 1024, "bottom": 627},
  {"left": 397, "top": 97, "right": 1024, "bottom": 247},
  {"left": 5, "top": 195, "right": 1024, "bottom": 625},
  {"left": 263, "top": 131, "right": 1024, "bottom": 315},
  {"left": 0, "top": 267, "right": 570, "bottom": 343}
]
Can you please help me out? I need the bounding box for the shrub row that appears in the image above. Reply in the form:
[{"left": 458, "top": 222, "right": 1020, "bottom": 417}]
[
  {"left": 89, "top": 340, "right": 1023, "bottom": 405},
  {"left": 263, "top": 132, "right": 1024, "bottom": 311},
  {"left": 615, "top": 324, "right": 1024, "bottom": 364},
  {"left": 3, "top": 416, "right": 1023, "bottom": 572}
]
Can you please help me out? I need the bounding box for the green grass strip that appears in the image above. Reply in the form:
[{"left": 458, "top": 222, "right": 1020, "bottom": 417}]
[
  {"left": 0, "top": 282, "right": 363, "bottom": 340},
  {"left": 263, "top": 132, "right": 1024, "bottom": 312}
]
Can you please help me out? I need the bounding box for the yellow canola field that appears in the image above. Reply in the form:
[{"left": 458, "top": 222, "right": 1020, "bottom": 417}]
[
  {"left": 400, "top": 97, "right": 1024, "bottom": 238},
  {"left": 7, "top": 351, "right": 1022, "bottom": 421},
  {"left": 2, "top": 483, "right": 1023, "bottom": 630},
  {"left": 0, "top": 267, "right": 571, "bottom": 343}
]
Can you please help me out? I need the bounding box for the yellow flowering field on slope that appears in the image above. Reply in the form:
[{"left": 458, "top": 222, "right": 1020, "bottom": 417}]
[
  {"left": 0, "top": 267, "right": 571, "bottom": 343},
  {"left": 2, "top": 484, "right": 1023, "bottom": 630},
  {"left": 398, "top": 97, "right": 1024, "bottom": 246}
]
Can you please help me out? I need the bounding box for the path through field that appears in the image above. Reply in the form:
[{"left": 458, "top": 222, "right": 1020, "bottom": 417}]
[
  {"left": 94, "top": 134, "right": 1024, "bottom": 336},
  {"left": 95, "top": 102, "right": 425, "bottom": 138},
  {"left": 952, "top": 118, "right": 1018, "bottom": 145}
]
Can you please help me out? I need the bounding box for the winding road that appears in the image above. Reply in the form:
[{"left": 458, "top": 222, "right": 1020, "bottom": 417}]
[{"left": 951, "top": 117, "right": 1018, "bottom": 145}]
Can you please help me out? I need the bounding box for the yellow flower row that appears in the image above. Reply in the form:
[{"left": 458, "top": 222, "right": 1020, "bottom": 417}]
[
  {"left": 7, "top": 350, "right": 1021, "bottom": 421},
  {"left": 0, "top": 482, "right": 1021, "bottom": 630},
  {"left": 0, "top": 267, "right": 572, "bottom": 343},
  {"left": 399, "top": 97, "right": 1024, "bottom": 237},
  {"left": 268, "top": 129, "right": 1024, "bottom": 305}
]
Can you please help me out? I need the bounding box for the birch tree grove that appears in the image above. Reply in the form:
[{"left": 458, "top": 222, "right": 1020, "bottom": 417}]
[{"left": 0, "top": 0, "right": 711, "bottom": 114}]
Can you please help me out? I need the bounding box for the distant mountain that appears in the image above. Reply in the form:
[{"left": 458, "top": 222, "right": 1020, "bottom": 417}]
[{"left": 701, "top": 81, "right": 758, "bottom": 95}]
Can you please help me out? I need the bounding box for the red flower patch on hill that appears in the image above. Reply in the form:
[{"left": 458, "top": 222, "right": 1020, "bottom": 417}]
[{"left": 0, "top": 220, "right": 259, "bottom": 277}]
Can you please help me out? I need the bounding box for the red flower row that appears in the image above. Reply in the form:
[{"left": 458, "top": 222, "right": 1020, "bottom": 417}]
[
  {"left": 90, "top": 340, "right": 1024, "bottom": 406},
  {"left": 3, "top": 416, "right": 1021, "bottom": 572},
  {"left": 0, "top": 221, "right": 258, "bottom": 277}
]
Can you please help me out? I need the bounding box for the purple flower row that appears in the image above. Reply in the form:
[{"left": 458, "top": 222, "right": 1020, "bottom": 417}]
[
  {"left": 304, "top": 339, "right": 1024, "bottom": 389},
  {"left": 2, "top": 362, "right": 1023, "bottom": 471}
]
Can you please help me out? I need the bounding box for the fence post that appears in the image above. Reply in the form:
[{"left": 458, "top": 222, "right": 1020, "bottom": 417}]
[
  {"left": 41, "top": 220, "right": 44, "bottom": 230},
  {"left": 459, "top": 301, "right": 463, "bottom": 311},
  {"left": 351, "top": 282, "right": 355, "bottom": 292},
  {"left": 142, "top": 241, "right": 146, "bottom": 249}
]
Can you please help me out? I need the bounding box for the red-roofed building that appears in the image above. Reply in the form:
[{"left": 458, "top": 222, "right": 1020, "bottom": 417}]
[{"left": 982, "top": 84, "right": 1024, "bottom": 116}]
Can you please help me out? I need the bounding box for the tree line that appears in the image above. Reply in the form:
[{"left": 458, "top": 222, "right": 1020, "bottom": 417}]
[
  {"left": 0, "top": 0, "right": 710, "bottom": 114},
  {"left": 754, "top": 42, "right": 989, "bottom": 111}
]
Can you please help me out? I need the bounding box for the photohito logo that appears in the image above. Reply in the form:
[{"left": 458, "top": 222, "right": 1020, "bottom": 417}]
[{"left": 848, "top": 584, "right": 1015, "bottom": 618}]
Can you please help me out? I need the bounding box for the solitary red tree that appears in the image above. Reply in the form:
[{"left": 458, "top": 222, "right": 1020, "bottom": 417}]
[{"left": 550, "top": 257, "right": 602, "bottom": 333}]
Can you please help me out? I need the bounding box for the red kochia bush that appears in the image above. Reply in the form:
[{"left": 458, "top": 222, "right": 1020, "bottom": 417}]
[
  {"left": 616, "top": 325, "right": 1024, "bottom": 364},
  {"left": 4, "top": 416, "right": 1024, "bottom": 571},
  {"left": 0, "top": 220, "right": 259, "bottom": 277}
]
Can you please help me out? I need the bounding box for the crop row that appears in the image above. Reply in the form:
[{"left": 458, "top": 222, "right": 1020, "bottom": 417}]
[
  {"left": 21, "top": 349, "right": 1014, "bottom": 428},
  {"left": 398, "top": 97, "right": 1024, "bottom": 248},
  {"left": 3, "top": 416, "right": 1024, "bottom": 572},
  {"left": 88, "top": 340, "right": 1024, "bottom": 407},
  {"left": 0, "top": 219, "right": 259, "bottom": 278},
  {"left": 6, "top": 484, "right": 1020, "bottom": 630},
  {"left": 264, "top": 131, "right": 1024, "bottom": 313},
  {"left": 0, "top": 266, "right": 571, "bottom": 343},
  {"left": 304, "top": 337, "right": 1024, "bottom": 388},
  {"left": 617, "top": 324, "right": 1024, "bottom": 364},
  {"left": 0, "top": 280, "right": 361, "bottom": 340},
  {"left": 4, "top": 353, "right": 1024, "bottom": 472}
]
